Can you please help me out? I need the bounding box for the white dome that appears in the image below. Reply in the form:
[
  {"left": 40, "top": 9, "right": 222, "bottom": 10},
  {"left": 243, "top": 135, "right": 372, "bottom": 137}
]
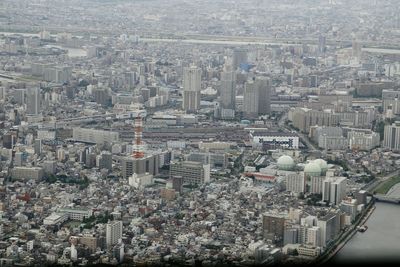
[
  {"left": 313, "top": 159, "right": 328, "bottom": 173},
  {"left": 304, "top": 162, "right": 322, "bottom": 176},
  {"left": 277, "top": 155, "right": 295, "bottom": 170}
]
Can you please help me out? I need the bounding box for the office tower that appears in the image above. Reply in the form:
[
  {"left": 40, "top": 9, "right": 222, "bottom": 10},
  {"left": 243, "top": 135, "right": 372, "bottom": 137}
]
[
  {"left": 0, "top": 87, "right": 6, "bottom": 100},
  {"left": 356, "top": 190, "right": 368, "bottom": 205},
  {"left": 2, "top": 133, "right": 16, "bottom": 149},
  {"left": 232, "top": 48, "right": 248, "bottom": 70},
  {"left": 26, "top": 88, "right": 41, "bottom": 115},
  {"left": 42, "top": 160, "right": 56, "bottom": 174},
  {"left": 97, "top": 151, "right": 112, "bottom": 171},
  {"left": 317, "top": 212, "right": 340, "bottom": 247},
  {"left": 318, "top": 35, "right": 326, "bottom": 54},
  {"left": 243, "top": 80, "right": 259, "bottom": 118},
  {"left": 124, "top": 71, "right": 135, "bottom": 88},
  {"left": 310, "top": 75, "right": 318, "bottom": 88},
  {"left": 182, "top": 66, "right": 201, "bottom": 113},
  {"left": 384, "top": 122, "right": 400, "bottom": 151},
  {"left": 14, "top": 152, "right": 23, "bottom": 167},
  {"left": 256, "top": 76, "right": 271, "bottom": 115},
  {"left": 106, "top": 221, "right": 123, "bottom": 248},
  {"left": 322, "top": 177, "right": 347, "bottom": 205},
  {"left": 13, "top": 89, "right": 25, "bottom": 105},
  {"left": 113, "top": 242, "right": 124, "bottom": 263},
  {"left": 220, "top": 64, "right": 236, "bottom": 109},
  {"left": 352, "top": 39, "right": 362, "bottom": 60},
  {"left": 283, "top": 228, "right": 299, "bottom": 245},
  {"left": 80, "top": 235, "right": 98, "bottom": 253},
  {"left": 140, "top": 88, "right": 151, "bottom": 102},
  {"left": 34, "top": 139, "right": 42, "bottom": 155},
  {"left": 262, "top": 214, "right": 286, "bottom": 243},
  {"left": 65, "top": 86, "right": 75, "bottom": 99},
  {"left": 121, "top": 154, "right": 160, "bottom": 178},
  {"left": 172, "top": 176, "right": 184, "bottom": 194},
  {"left": 169, "top": 161, "right": 210, "bottom": 184},
  {"left": 93, "top": 88, "right": 110, "bottom": 107}
]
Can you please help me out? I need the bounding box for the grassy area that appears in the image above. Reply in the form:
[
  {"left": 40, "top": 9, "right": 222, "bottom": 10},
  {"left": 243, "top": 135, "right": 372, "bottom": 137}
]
[
  {"left": 375, "top": 176, "right": 400, "bottom": 194},
  {"left": 64, "top": 221, "right": 82, "bottom": 228}
]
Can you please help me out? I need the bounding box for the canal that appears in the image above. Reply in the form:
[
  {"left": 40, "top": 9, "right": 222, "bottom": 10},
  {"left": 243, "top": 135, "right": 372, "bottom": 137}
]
[{"left": 333, "top": 202, "right": 400, "bottom": 263}]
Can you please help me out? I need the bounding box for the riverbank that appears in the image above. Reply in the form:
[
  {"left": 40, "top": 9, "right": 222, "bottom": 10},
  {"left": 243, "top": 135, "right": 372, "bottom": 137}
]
[
  {"left": 375, "top": 176, "right": 400, "bottom": 195},
  {"left": 314, "top": 199, "right": 376, "bottom": 265}
]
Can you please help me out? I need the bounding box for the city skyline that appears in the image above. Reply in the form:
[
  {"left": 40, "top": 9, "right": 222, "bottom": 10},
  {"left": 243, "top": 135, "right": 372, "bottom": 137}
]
[{"left": 0, "top": 0, "right": 400, "bottom": 266}]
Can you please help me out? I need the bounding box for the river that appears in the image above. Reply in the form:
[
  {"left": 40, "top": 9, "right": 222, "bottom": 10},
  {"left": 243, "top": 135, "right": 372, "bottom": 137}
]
[
  {"left": 4, "top": 31, "right": 400, "bottom": 54},
  {"left": 333, "top": 202, "right": 400, "bottom": 263}
]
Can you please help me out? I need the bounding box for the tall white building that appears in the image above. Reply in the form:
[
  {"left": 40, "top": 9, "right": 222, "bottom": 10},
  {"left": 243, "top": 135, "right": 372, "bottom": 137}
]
[
  {"left": 383, "top": 122, "right": 400, "bottom": 151},
  {"left": 347, "top": 131, "right": 380, "bottom": 151},
  {"left": 26, "top": 88, "right": 41, "bottom": 115},
  {"left": 106, "top": 221, "right": 123, "bottom": 248},
  {"left": 285, "top": 173, "right": 305, "bottom": 193},
  {"left": 322, "top": 177, "right": 347, "bottom": 205},
  {"left": 306, "top": 226, "right": 321, "bottom": 247},
  {"left": 182, "top": 66, "right": 201, "bottom": 113},
  {"left": 309, "top": 176, "right": 325, "bottom": 194}
]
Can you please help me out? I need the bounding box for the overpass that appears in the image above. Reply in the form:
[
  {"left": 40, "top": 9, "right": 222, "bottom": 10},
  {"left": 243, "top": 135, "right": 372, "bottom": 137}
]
[{"left": 374, "top": 194, "right": 400, "bottom": 204}]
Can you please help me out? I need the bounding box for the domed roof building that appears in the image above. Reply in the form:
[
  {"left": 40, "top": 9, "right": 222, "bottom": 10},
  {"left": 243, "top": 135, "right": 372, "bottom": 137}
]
[
  {"left": 313, "top": 159, "right": 328, "bottom": 174},
  {"left": 277, "top": 155, "right": 295, "bottom": 171},
  {"left": 304, "top": 162, "right": 322, "bottom": 177}
]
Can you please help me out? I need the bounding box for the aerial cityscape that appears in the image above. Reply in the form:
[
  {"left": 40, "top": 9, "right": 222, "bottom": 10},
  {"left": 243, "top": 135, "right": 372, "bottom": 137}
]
[{"left": 1, "top": 0, "right": 400, "bottom": 266}]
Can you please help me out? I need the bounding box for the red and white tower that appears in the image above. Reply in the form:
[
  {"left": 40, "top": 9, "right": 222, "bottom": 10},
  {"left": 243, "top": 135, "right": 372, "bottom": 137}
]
[{"left": 132, "top": 116, "right": 145, "bottom": 159}]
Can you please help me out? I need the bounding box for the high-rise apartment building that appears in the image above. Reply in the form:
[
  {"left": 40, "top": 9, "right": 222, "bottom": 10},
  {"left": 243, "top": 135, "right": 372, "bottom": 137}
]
[
  {"left": 106, "top": 221, "right": 123, "bottom": 248},
  {"left": 256, "top": 76, "right": 271, "bottom": 115},
  {"left": 220, "top": 65, "right": 236, "bottom": 109},
  {"left": 318, "top": 35, "right": 326, "bottom": 54},
  {"left": 383, "top": 121, "right": 400, "bottom": 151},
  {"left": 286, "top": 173, "right": 305, "bottom": 193},
  {"left": 182, "top": 66, "right": 201, "bottom": 113},
  {"left": 322, "top": 177, "right": 347, "bottom": 205},
  {"left": 26, "top": 88, "right": 41, "bottom": 115},
  {"left": 243, "top": 80, "right": 259, "bottom": 118}
]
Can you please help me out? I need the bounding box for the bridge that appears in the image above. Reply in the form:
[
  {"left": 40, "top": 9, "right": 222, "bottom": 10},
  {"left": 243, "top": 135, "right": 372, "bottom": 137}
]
[{"left": 374, "top": 194, "right": 400, "bottom": 204}]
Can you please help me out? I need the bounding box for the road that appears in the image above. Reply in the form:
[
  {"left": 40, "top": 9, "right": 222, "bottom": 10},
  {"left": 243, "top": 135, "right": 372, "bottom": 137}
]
[
  {"left": 278, "top": 112, "right": 319, "bottom": 152},
  {"left": 364, "top": 170, "right": 400, "bottom": 193}
]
